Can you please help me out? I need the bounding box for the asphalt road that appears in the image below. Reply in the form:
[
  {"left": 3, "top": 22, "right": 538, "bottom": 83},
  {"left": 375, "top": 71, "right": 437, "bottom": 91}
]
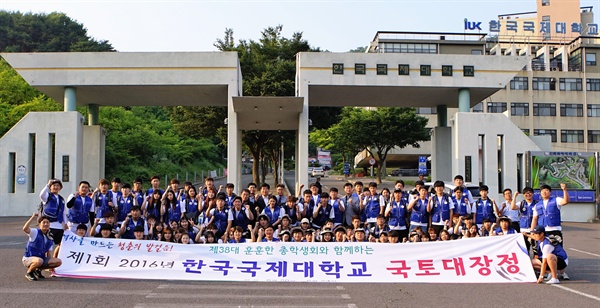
[{"left": 1, "top": 172, "right": 598, "bottom": 307}]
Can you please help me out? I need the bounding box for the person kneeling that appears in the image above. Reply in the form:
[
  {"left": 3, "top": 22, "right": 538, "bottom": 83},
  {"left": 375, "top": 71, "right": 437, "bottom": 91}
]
[
  {"left": 22, "top": 213, "right": 62, "bottom": 281},
  {"left": 525, "top": 225, "right": 568, "bottom": 284}
]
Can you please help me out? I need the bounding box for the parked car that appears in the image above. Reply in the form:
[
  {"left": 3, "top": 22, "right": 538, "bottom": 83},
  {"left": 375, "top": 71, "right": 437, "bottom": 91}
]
[
  {"left": 311, "top": 167, "right": 325, "bottom": 177},
  {"left": 390, "top": 169, "right": 401, "bottom": 176},
  {"left": 308, "top": 167, "right": 314, "bottom": 176}
]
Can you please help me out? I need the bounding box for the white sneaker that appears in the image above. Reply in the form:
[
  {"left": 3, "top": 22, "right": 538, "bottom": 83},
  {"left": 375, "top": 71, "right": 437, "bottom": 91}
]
[
  {"left": 561, "top": 273, "right": 570, "bottom": 280},
  {"left": 546, "top": 278, "right": 560, "bottom": 284}
]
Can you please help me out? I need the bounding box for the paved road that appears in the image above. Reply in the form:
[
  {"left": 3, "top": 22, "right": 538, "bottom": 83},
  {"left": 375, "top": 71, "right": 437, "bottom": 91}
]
[{"left": 1, "top": 215, "right": 598, "bottom": 307}]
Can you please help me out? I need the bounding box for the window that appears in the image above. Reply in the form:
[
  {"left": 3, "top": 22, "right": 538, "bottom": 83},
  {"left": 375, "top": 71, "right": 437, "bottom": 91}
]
[
  {"left": 561, "top": 130, "right": 584, "bottom": 143},
  {"left": 533, "top": 103, "right": 556, "bottom": 116},
  {"left": 380, "top": 43, "right": 437, "bottom": 54},
  {"left": 560, "top": 104, "right": 583, "bottom": 117},
  {"left": 534, "top": 129, "right": 557, "bottom": 142},
  {"left": 521, "top": 129, "right": 530, "bottom": 135},
  {"left": 587, "top": 79, "right": 600, "bottom": 91},
  {"left": 415, "top": 107, "right": 437, "bottom": 114},
  {"left": 510, "top": 77, "right": 528, "bottom": 90},
  {"left": 586, "top": 53, "right": 597, "bottom": 66},
  {"left": 487, "top": 102, "right": 507, "bottom": 113},
  {"left": 472, "top": 102, "right": 483, "bottom": 113},
  {"left": 511, "top": 103, "right": 529, "bottom": 116},
  {"left": 532, "top": 77, "right": 555, "bottom": 90},
  {"left": 559, "top": 78, "right": 582, "bottom": 91},
  {"left": 589, "top": 130, "right": 600, "bottom": 143},
  {"left": 471, "top": 49, "right": 483, "bottom": 55},
  {"left": 542, "top": 0, "right": 550, "bottom": 6},
  {"left": 588, "top": 104, "right": 600, "bottom": 117}
]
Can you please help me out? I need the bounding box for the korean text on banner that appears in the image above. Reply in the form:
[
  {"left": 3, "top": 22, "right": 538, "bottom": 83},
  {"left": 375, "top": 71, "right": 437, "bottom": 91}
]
[{"left": 56, "top": 232, "right": 536, "bottom": 283}]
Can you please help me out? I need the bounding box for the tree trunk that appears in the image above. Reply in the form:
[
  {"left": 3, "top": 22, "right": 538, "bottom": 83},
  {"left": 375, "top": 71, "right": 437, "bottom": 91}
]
[{"left": 252, "top": 154, "right": 260, "bottom": 185}]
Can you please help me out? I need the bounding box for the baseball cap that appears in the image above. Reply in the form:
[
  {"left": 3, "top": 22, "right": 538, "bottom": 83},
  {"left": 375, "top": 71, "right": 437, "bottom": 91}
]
[
  {"left": 531, "top": 225, "right": 545, "bottom": 234},
  {"left": 301, "top": 218, "right": 310, "bottom": 224}
]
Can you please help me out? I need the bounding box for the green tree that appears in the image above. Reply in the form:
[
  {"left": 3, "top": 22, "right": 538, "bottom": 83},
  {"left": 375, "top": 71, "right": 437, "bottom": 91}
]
[{"left": 313, "top": 107, "right": 430, "bottom": 183}]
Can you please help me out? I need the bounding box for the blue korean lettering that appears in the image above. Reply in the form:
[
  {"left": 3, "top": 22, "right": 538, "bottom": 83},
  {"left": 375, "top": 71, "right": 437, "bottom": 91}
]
[
  {"left": 587, "top": 23, "right": 598, "bottom": 35},
  {"left": 571, "top": 22, "right": 582, "bottom": 33},
  {"left": 555, "top": 22, "right": 566, "bottom": 34},
  {"left": 210, "top": 260, "right": 233, "bottom": 276},
  {"left": 293, "top": 261, "right": 314, "bottom": 278},
  {"left": 506, "top": 21, "right": 518, "bottom": 32},
  {"left": 540, "top": 21, "right": 550, "bottom": 33},
  {"left": 489, "top": 20, "right": 501, "bottom": 32},
  {"left": 523, "top": 21, "right": 535, "bottom": 33},
  {"left": 182, "top": 259, "right": 206, "bottom": 274},
  {"left": 348, "top": 262, "right": 372, "bottom": 277},
  {"left": 266, "top": 261, "right": 288, "bottom": 277},
  {"left": 318, "top": 261, "right": 344, "bottom": 279},
  {"left": 237, "top": 261, "right": 262, "bottom": 277}
]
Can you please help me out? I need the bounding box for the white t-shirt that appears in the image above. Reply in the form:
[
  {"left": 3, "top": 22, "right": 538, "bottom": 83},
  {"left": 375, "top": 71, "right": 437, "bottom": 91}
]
[{"left": 540, "top": 239, "right": 568, "bottom": 265}]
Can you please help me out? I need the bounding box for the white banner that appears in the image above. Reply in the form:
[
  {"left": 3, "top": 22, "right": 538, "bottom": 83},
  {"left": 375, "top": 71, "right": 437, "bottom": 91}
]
[{"left": 56, "top": 232, "right": 536, "bottom": 283}]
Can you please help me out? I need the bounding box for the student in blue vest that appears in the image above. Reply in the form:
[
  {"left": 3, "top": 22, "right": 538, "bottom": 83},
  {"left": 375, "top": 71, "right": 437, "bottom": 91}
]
[
  {"left": 119, "top": 206, "right": 148, "bottom": 239},
  {"left": 224, "top": 183, "right": 236, "bottom": 209},
  {"left": 511, "top": 187, "right": 536, "bottom": 253},
  {"left": 226, "top": 196, "right": 254, "bottom": 239},
  {"left": 162, "top": 189, "right": 183, "bottom": 225},
  {"left": 361, "top": 182, "right": 386, "bottom": 229},
  {"left": 531, "top": 183, "right": 570, "bottom": 280},
  {"left": 261, "top": 195, "right": 283, "bottom": 227},
  {"left": 452, "top": 175, "right": 474, "bottom": 204},
  {"left": 207, "top": 195, "right": 229, "bottom": 240},
  {"left": 66, "top": 180, "right": 94, "bottom": 235},
  {"left": 407, "top": 186, "right": 429, "bottom": 232},
  {"left": 427, "top": 180, "right": 455, "bottom": 235},
  {"left": 451, "top": 187, "right": 470, "bottom": 217},
  {"left": 312, "top": 192, "right": 335, "bottom": 229},
  {"left": 22, "top": 213, "right": 62, "bottom": 281},
  {"left": 145, "top": 175, "right": 164, "bottom": 201},
  {"left": 256, "top": 224, "right": 280, "bottom": 242},
  {"left": 282, "top": 196, "right": 301, "bottom": 227},
  {"left": 386, "top": 188, "right": 409, "bottom": 241},
  {"left": 109, "top": 177, "right": 123, "bottom": 206},
  {"left": 328, "top": 187, "right": 345, "bottom": 228},
  {"left": 472, "top": 185, "right": 497, "bottom": 228},
  {"left": 228, "top": 226, "right": 247, "bottom": 243},
  {"left": 342, "top": 183, "right": 361, "bottom": 227},
  {"left": 39, "top": 178, "right": 67, "bottom": 261},
  {"left": 492, "top": 216, "right": 517, "bottom": 235},
  {"left": 525, "top": 225, "right": 568, "bottom": 284},
  {"left": 116, "top": 183, "right": 136, "bottom": 226},
  {"left": 181, "top": 185, "right": 201, "bottom": 223},
  {"left": 92, "top": 179, "right": 115, "bottom": 224},
  {"left": 132, "top": 178, "right": 146, "bottom": 208},
  {"left": 298, "top": 189, "right": 314, "bottom": 222},
  {"left": 369, "top": 214, "right": 390, "bottom": 239}
]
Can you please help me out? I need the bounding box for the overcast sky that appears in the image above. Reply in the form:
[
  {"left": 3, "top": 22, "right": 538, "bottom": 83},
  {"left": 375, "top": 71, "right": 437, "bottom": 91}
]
[{"left": 1, "top": 0, "right": 598, "bottom": 52}]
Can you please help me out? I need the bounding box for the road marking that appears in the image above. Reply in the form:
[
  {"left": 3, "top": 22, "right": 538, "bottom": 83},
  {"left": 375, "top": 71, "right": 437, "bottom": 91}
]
[
  {"left": 341, "top": 294, "right": 351, "bottom": 299},
  {"left": 136, "top": 305, "right": 350, "bottom": 308},
  {"left": 569, "top": 248, "right": 600, "bottom": 258},
  {"left": 157, "top": 284, "right": 344, "bottom": 290},
  {"left": 348, "top": 305, "right": 358, "bottom": 308},
  {"left": 146, "top": 293, "right": 350, "bottom": 299},
  {"left": 0, "top": 288, "right": 151, "bottom": 296},
  {"left": 552, "top": 285, "right": 600, "bottom": 302},
  {"left": 0, "top": 241, "right": 22, "bottom": 246}
]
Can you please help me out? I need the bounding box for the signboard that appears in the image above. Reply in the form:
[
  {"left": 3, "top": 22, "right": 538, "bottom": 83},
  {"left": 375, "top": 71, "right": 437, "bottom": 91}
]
[
  {"left": 398, "top": 64, "right": 410, "bottom": 76},
  {"left": 465, "top": 156, "right": 472, "bottom": 183},
  {"left": 56, "top": 231, "right": 535, "bottom": 283},
  {"left": 318, "top": 150, "right": 332, "bottom": 168},
  {"left": 530, "top": 151, "right": 595, "bottom": 190},
  {"left": 355, "top": 63, "right": 366, "bottom": 75},
  {"left": 62, "top": 155, "right": 69, "bottom": 183},
  {"left": 332, "top": 63, "right": 343, "bottom": 75},
  {"left": 418, "top": 156, "right": 427, "bottom": 175},
  {"left": 343, "top": 163, "right": 351, "bottom": 175},
  {"left": 463, "top": 18, "right": 599, "bottom": 36},
  {"left": 369, "top": 158, "right": 376, "bottom": 166},
  {"left": 16, "top": 164, "right": 26, "bottom": 185}
]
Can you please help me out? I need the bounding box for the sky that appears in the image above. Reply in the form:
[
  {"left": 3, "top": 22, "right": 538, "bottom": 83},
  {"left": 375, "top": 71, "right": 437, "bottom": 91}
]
[{"left": 0, "top": 0, "right": 598, "bottom": 52}]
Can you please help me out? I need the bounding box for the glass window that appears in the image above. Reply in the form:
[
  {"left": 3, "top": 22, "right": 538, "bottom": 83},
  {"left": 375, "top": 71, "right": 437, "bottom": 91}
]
[
  {"left": 487, "top": 102, "right": 507, "bottom": 113},
  {"left": 588, "top": 104, "right": 600, "bottom": 117},
  {"left": 586, "top": 53, "right": 597, "bottom": 66},
  {"left": 560, "top": 104, "right": 583, "bottom": 117},
  {"left": 521, "top": 129, "right": 530, "bottom": 135},
  {"left": 589, "top": 130, "right": 600, "bottom": 143},
  {"left": 415, "top": 107, "right": 437, "bottom": 114},
  {"left": 510, "top": 77, "right": 528, "bottom": 90},
  {"left": 532, "top": 77, "right": 555, "bottom": 90},
  {"left": 559, "top": 78, "right": 582, "bottom": 91},
  {"left": 472, "top": 102, "right": 483, "bottom": 113},
  {"left": 511, "top": 103, "right": 529, "bottom": 116},
  {"left": 561, "top": 130, "right": 584, "bottom": 143},
  {"left": 471, "top": 49, "right": 483, "bottom": 55},
  {"left": 542, "top": 0, "right": 550, "bottom": 6},
  {"left": 386, "top": 43, "right": 437, "bottom": 54},
  {"left": 587, "top": 79, "right": 600, "bottom": 91},
  {"left": 533, "top": 103, "right": 556, "bottom": 116},
  {"left": 534, "top": 129, "right": 557, "bottom": 142}
]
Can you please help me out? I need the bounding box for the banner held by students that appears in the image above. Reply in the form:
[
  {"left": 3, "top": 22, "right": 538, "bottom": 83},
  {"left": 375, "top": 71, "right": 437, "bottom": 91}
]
[{"left": 56, "top": 231, "right": 536, "bottom": 283}]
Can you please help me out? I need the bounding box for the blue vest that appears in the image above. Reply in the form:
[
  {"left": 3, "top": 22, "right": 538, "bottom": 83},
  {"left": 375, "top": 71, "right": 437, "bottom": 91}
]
[
  {"left": 67, "top": 195, "right": 92, "bottom": 224},
  {"left": 122, "top": 217, "right": 145, "bottom": 239},
  {"left": 475, "top": 198, "right": 495, "bottom": 224},
  {"left": 24, "top": 229, "right": 54, "bottom": 258},
  {"left": 43, "top": 194, "right": 65, "bottom": 223},
  {"left": 134, "top": 191, "right": 145, "bottom": 207},
  {"left": 534, "top": 198, "right": 561, "bottom": 228},
  {"left": 225, "top": 195, "right": 236, "bottom": 209},
  {"left": 371, "top": 224, "right": 390, "bottom": 238},
  {"left": 493, "top": 227, "right": 516, "bottom": 235},
  {"left": 410, "top": 198, "right": 429, "bottom": 224},
  {"left": 365, "top": 195, "right": 381, "bottom": 219},
  {"left": 228, "top": 237, "right": 246, "bottom": 243},
  {"left": 264, "top": 206, "right": 281, "bottom": 225},
  {"left": 231, "top": 209, "right": 249, "bottom": 231},
  {"left": 167, "top": 202, "right": 182, "bottom": 223},
  {"left": 519, "top": 200, "right": 535, "bottom": 229},
  {"left": 95, "top": 191, "right": 114, "bottom": 219},
  {"left": 146, "top": 188, "right": 164, "bottom": 199},
  {"left": 213, "top": 208, "right": 228, "bottom": 233},
  {"left": 146, "top": 201, "right": 161, "bottom": 219},
  {"left": 185, "top": 199, "right": 199, "bottom": 217},
  {"left": 283, "top": 205, "right": 298, "bottom": 225},
  {"left": 538, "top": 238, "right": 568, "bottom": 260},
  {"left": 388, "top": 200, "right": 407, "bottom": 228},
  {"left": 431, "top": 194, "right": 451, "bottom": 223},
  {"left": 117, "top": 195, "right": 134, "bottom": 222},
  {"left": 313, "top": 204, "right": 332, "bottom": 227},
  {"left": 452, "top": 196, "right": 469, "bottom": 216},
  {"left": 331, "top": 199, "right": 343, "bottom": 224}
]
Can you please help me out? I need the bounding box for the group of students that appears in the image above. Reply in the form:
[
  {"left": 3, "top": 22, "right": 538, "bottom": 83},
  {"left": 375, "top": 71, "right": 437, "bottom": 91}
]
[{"left": 23, "top": 174, "right": 570, "bottom": 284}]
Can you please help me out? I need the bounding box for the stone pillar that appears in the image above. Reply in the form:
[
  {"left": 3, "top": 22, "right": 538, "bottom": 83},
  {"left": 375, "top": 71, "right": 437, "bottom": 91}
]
[
  {"left": 64, "top": 87, "right": 76, "bottom": 112},
  {"left": 88, "top": 104, "right": 99, "bottom": 125},
  {"left": 437, "top": 104, "right": 447, "bottom": 127},
  {"left": 297, "top": 96, "right": 309, "bottom": 190},
  {"left": 226, "top": 94, "right": 241, "bottom": 190},
  {"left": 458, "top": 88, "right": 471, "bottom": 113}
]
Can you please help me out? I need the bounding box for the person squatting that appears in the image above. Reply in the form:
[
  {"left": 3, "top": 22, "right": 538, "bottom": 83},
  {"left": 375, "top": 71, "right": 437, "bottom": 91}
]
[{"left": 26, "top": 175, "right": 570, "bottom": 284}]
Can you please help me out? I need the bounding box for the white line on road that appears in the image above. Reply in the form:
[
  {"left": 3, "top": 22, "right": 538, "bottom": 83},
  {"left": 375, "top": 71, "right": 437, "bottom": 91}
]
[
  {"left": 569, "top": 248, "right": 600, "bottom": 258},
  {"left": 336, "top": 286, "right": 345, "bottom": 290},
  {"left": 552, "top": 285, "right": 600, "bottom": 302},
  {"left": 157, "top": 284, "right": 344, "bottom": 291},
  {"left": 0, "top": 288, "right": 151, "bottom": 296},
  {"left": 146, "top": 293, "right": 351, "bottom": 299},
  {"left": 136, "top": 305, "right": 351, "bottom": 308}
]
